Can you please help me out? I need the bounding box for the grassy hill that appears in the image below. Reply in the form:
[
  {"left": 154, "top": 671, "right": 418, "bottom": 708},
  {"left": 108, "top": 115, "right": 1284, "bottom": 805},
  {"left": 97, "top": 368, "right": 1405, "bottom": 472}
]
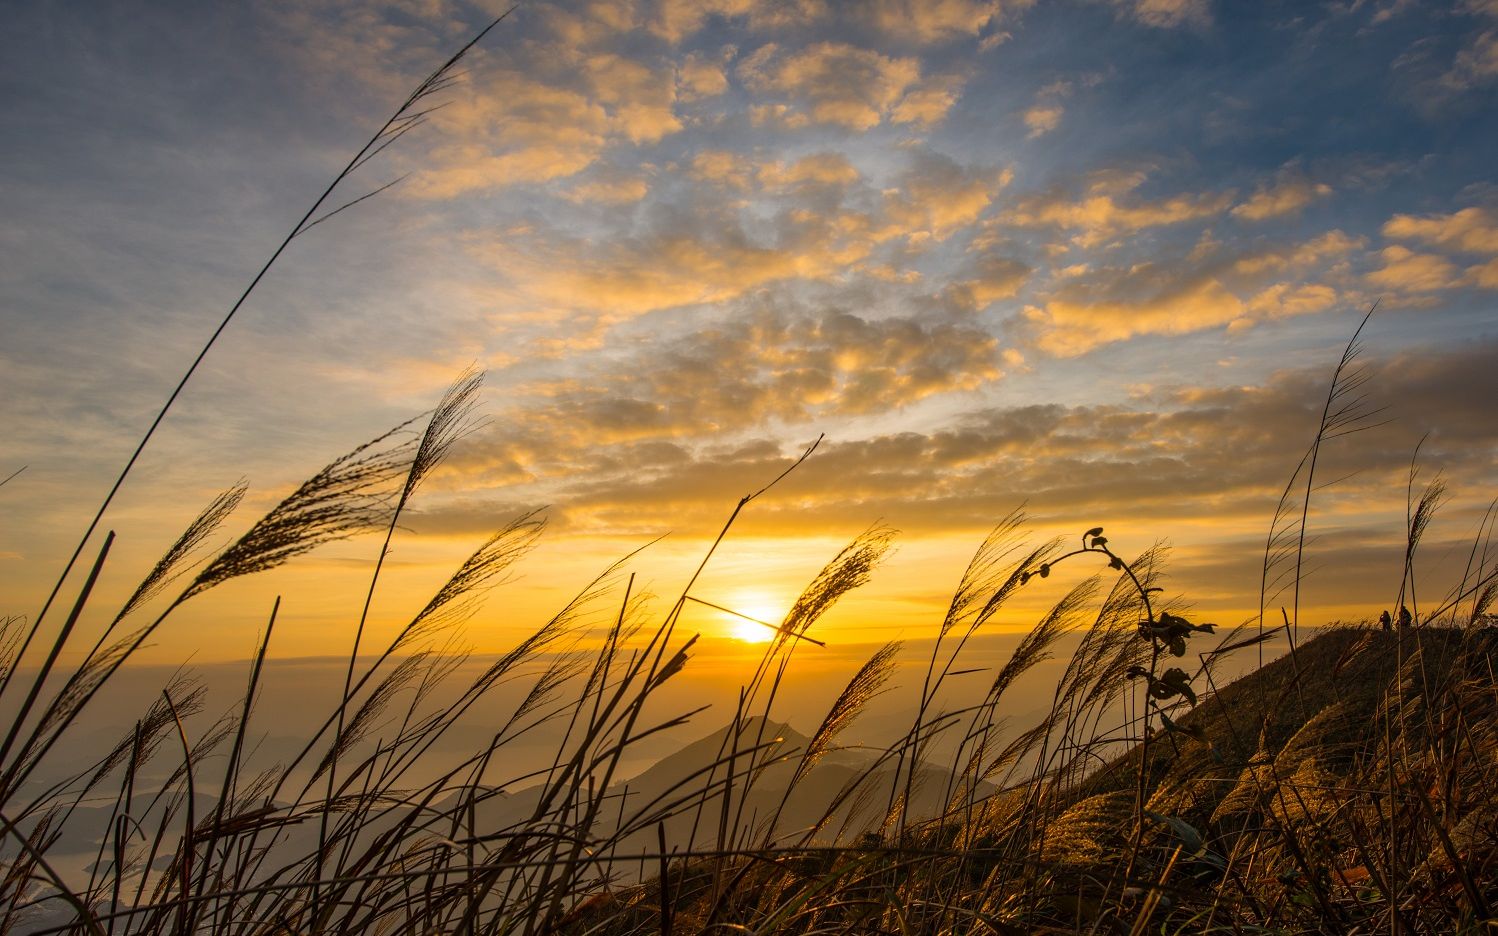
[{"left": 562, "top": 625, "right": 1498, "bottom": 934}]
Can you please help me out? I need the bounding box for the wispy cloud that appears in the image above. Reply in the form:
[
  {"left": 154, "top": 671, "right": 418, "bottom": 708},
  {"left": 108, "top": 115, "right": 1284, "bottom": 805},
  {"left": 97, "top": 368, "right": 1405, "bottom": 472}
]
[
  {"left": 1231, "top": 174, "right": 1333, "bottom": 222},
  {"left": 1109, "top": 0, "right": 1212, "bottom": 29},
  {"left": 1002, "top": 170, "right": 1234, "bottom": 248}
]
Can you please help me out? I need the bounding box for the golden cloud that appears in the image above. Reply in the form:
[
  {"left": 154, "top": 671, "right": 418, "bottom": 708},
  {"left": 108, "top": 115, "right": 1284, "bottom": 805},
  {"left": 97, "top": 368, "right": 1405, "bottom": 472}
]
[
  {"left": 1028, "top": 276, "right": 1245, "bottom": 356},
  {"left": 1231, "top": 229, "right": 1365, "bottom": 275},
  {"left": 739, "top": 42, "right": 936, "bottom": 131},
  {"left": 1023, "top": 103, "right": 1064, "bottom": 138},
  {"left": 1382, "top": 206, "right": 1498, "bottom": 255},
  {"left": 691, "top": 150, "right": 756, "bottom": 189},
  {"left": 948, "top": 255, "right": 1032, "bottom": 308},
  {"left": 859, "top": 0, "right": 1017, "bottom": 44},
  {"left": 757, "top": 152, "right": 863, "bottom": 189},
  {"left": 468, "top": 147, "right": 1004, "bottom": 325},
  {"left": 1002, "top": 172, "right": 1233, "bottom": 248},
  {"left": 890, "top": 73, "right": 970, "bottom": 128},
  {"left": 677, "top": 51, "right": 731, "bottom": 101},
  {"left": 649, "top": 0, "right": 827, "bottom": 43},
  {"left": 407, "top": 47, "right": 682, "bottom": 198},
  {"left": 1017, "top": 227, "right": 1364, "bottom": 354},
  {"left": 1231, "top": 177, "right": 1333, "bottom": 222},
  {"left": 878, "top": 151, "right": 1008, "bottom": 241},
  {"left": 1366, "top": 245, "right": 1461, "bottom": 293},
  {"left": 1244, "top": 282, "right": 1339, "bottom": 320},
  {"left": 583, "top": 53, "right": 683, "bottom": 143}
]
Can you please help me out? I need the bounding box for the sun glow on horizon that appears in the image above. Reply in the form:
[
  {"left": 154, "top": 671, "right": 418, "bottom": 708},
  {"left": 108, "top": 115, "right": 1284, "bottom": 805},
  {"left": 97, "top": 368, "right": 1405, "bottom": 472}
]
[{"left": 716, "top": 592, "right": 785, "bottom": 644}]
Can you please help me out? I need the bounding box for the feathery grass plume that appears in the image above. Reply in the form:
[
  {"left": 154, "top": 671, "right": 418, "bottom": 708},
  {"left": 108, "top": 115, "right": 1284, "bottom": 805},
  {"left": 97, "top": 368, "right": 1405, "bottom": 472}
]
[
  {"left": 337, "top": 369, "right": 489, "bottom": 739},
  {"left": 0, "top": 616, "right": 24, "bottom": 692},
  {"left": 304, "top": 507, "right": 547, "bottom": 890},
  {"left": 792, "top": 641, "right": 901, "bottom": 792},
  {"left": 777, "top": 524, "right": 896, "bottom": 647},
  {"left": 901, "top": 521, "right": 1060, "bottom": 833},
  {"left": 1398, "top": 470, "right": 1448, "bottom": 620},
  {"left": 704, "top": 527, "right": 894, "bottom": 864},
  {"left": 939, "top": 510, "right": 1031, "bottom": 640},
  {"left": 1259, "top": 304, "right": 1384, "bottom": 645},
  {"left": 947, "top": 580, "right": 1091, "bottom": 814},
  {"left": 79, "top": 676, "right": 207, "bottom": 804},
  {"left": 395, "top": 509, "right": 547, "bottom": 653},
  {"left": 404, "top": 367, "right": 484, "bottom": 505},
  {"left": 113, "top": 482, "right": 247, "bottom": 625},
  {"left": 1473, "top": 581, "right": 1496, "bottom": 622},
  {"left": 751, "top": 642, "right": 902, "bottom": 850},
  {"left": 315, "top": 652, "right": 433, "bottom": 784},
  {"left": 183, "top": 421, "right": 417, "bottom": 600}
]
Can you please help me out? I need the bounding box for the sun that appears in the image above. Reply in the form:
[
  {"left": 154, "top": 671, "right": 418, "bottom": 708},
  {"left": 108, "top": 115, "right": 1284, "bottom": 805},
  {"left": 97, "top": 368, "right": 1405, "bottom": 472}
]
[{"left": 718, "top": 593, "right": 784, "bottom": 644}]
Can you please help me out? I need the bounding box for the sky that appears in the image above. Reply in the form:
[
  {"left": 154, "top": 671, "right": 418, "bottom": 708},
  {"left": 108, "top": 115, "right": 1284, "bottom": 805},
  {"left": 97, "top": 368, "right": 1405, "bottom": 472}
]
[{"left": 3, "top": 0, "right": 1498, "bottom": 678}]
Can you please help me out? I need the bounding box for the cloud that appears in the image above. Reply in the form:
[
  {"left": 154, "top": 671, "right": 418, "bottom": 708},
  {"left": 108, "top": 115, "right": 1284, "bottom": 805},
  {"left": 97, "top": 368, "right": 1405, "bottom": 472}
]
[
  {"left": 739, "top": 41, "right": 952, "bottom": 130},
  {"left": 1230, "top": 229, "right": 1366, "bottom": 275},
  {"left": 1467, "top": 257, "right": 1498, "bottom": 288},
  {"left": 747, "top": 102, "right": 812, "bottom": 129},
  {"left": 1244, "top": 282, "right": 1339, "bottom": 320},
  {"left": 890, "top": 73, "right": 970, "bottom": 128},
  {"left": 583, "top": 53, "right": 684, "bottom": 144},
  {"left": 540, "top": 1, "right": 637, "bottom": 48},
  {"left": 509, "top": 229, "right": 842, "bottom": 319},
  {"left": 406, "top": 49, "right": 681, "bottom": 198},
  {"left": 1021, "top": 77, "right": 1077, "bottom": 139},
  {"left": 563, "top": 171, "right": 651, "bottom": 205},
  {"left": 1382, "top": 206, "right": 1498, "bottom": 254},
  {"left": 947, "top": 255, "right": 1032, "bottom": 308},
  {"left": 1002, "top": 171, "right": 1233, "bottom": 248},
  {"left": 757, "top": 152, "right": 863, "bottom": 190},
  {"left": 1026, "top": 275, "right": 1245, "bottom": 356},
  {"left": 649, "top": 0, "right": 782, "bottom": 44},
  {"left": 1110, "top": 0, "right": 1212, "bottom": 28},
  {"left": 677, "top": 50, "right": 731, "bottom": 101},
  {"left": 1444, "top": 29, "right": 1498, "bottom": 90},
  {"left": 404, "top": 74, "right": 610, "bottom": 196},
  {"left": 1231, "top": 176, "right": 1333, "bottom": 222},
  {"left": 1023, "top": 104, "right": 1064, "bottom": 138},
  {"left": 484, "top": 194, "right": 888, "bottom": 322},
  {"left": 1366, "top": 245, "right": 1462, "bottom": 293},
  {"left": 470, "top": 146, "right": 1004, "bottom": 327},
  {"left": 475, "top": 306, "right": 1006, "bottom": 454},
  {"left": 877, "top": 150, "right": 1009, "bottom": 241},
  {"left": 690, "top": 149, "right": 756, "bottom": 189},
  {"left": 1018, "top": 229, "right": 1361, "bottom": 354},
  {"left": 859, "top": 0, "right": 1020, "bottom": 44}
]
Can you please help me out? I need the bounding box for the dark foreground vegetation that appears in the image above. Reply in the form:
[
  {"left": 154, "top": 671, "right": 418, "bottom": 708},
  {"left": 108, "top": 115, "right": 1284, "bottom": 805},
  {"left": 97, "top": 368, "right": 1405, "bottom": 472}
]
[{"left": 5, "top": 17, "right": 1496, "bottom": 935}]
